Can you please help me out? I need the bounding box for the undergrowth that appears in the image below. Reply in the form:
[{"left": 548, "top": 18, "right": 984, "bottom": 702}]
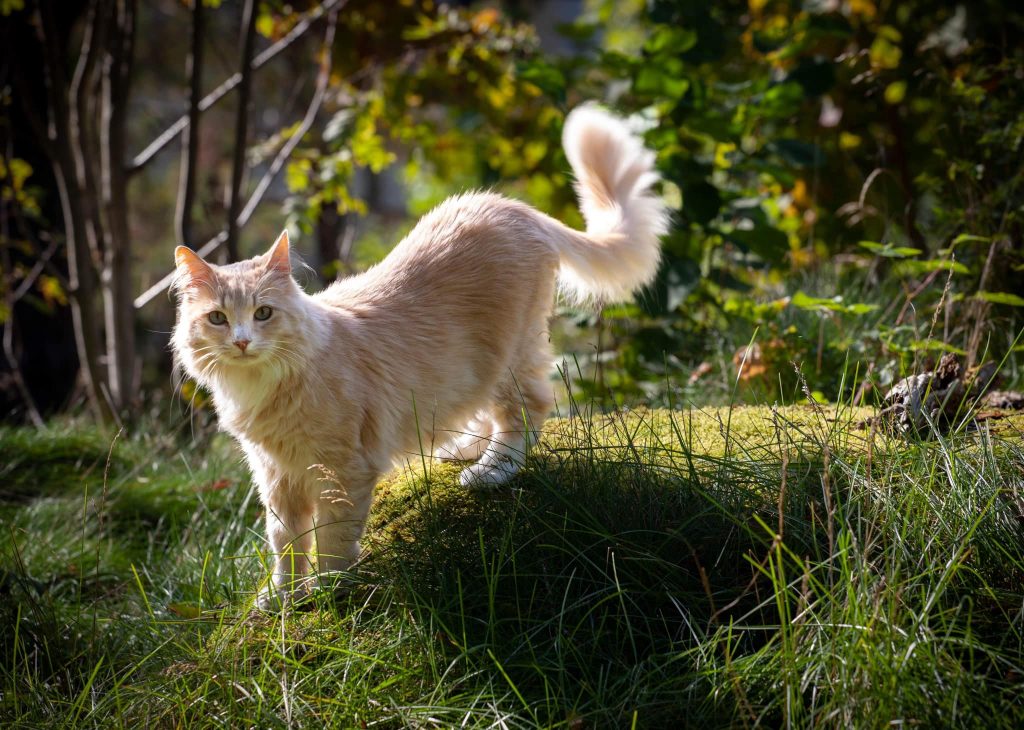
[{"left": 1, "top": 405, "right": 1023, "bottom": 727}]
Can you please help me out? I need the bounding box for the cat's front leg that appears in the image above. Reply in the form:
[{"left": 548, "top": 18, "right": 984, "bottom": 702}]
[
  {"left": 256, "top": 490, "right": 315, "bottom": 611},
  {"left": 313, "top": 475, "right": 377, "bottom": 578}
]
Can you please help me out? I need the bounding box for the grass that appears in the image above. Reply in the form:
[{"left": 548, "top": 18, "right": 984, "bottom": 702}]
[{"left": 1, "top": 404, "right": 1024, "bottom": 727}]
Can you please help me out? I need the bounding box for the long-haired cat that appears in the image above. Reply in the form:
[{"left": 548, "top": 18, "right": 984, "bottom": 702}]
[{"left": 172, "top": 105, "right": 668, "bottom": 609}]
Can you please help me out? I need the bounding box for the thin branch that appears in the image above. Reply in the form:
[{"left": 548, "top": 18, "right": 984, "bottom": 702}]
[
  {"left": 133, "top": 7, "right": 340, "bottom": 310},
  {"left": 1, "top": 140, "right": 45, "bottom": 428},
  {"left": 12, "top": 238, "right": 61, "bottom": 302},
  {"left": 238, "top": 10, "right": 337, "bottom": 225},
  {"left": 127, "top": 0, "right": 347, "bottom": 175}
]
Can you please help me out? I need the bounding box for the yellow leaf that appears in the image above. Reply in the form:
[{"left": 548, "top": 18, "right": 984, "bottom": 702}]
[
  {"left": 471, "top": 8, "right": 500, "bottom": 33},
  {"left": 714, "top": 142, "right": 737, "bottom": 169},
  {"left": 38, "top": 275, "right": 68, "bottom": 306},
  {"left": 839, "top": 132, "right": 862, "bottom": 150},
  {"left": 848, "top": 0, "right": 876, "bottom": 19},
  {"left": 884, "top": 80, "right": 907, "bottom": 104},
  {"left": 791, "top": 179, "right": 809, "bottom": 208}
]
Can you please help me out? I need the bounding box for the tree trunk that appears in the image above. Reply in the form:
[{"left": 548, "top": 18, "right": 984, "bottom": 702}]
[
  {"left": 36, "top": 0, "right": 111, "bottom": 422},
  {"left": 175, "top": 0, "right": 205, "bottom": 248},
  {"left": 225, "top": 0, "right": 258, "bottom": 262},
  {"left": 100, "top": 0, "right": 137, "bottom": 412}
]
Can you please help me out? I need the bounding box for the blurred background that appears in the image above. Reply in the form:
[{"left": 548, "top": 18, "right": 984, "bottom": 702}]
[{"left": 1, "top": 0, "right": 1022, "bottom": 426}]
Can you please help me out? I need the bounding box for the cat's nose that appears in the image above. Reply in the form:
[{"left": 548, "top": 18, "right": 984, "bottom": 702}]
[{"left": 233, "top": 339, "right": 251, "bottom": 353}]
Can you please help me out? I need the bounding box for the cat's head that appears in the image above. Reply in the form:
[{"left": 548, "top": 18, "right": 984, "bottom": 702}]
[{"left": 171, "top": 230, "right": 306, "bottom": 385}]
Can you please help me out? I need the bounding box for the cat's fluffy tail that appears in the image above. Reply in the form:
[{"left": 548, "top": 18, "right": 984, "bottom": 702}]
[{"left": 550, "top": 104, "right": 668, "bottom": 303}]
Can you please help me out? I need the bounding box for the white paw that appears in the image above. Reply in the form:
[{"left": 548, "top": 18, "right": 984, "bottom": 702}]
[
  {"left": 254, "top": 578, "right": 315, "bottom": 612},
  {"left": 459, "top": 459, "right": 520, "bottom": 488},
  {"left": 255, "top": 572, "right": 357, "bottom": 612},
  {"left": 255, "top": 584, "right": 289, "bottom": 612}
]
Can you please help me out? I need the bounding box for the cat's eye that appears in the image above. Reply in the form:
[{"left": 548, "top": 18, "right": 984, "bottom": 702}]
[
  {"left": 208, "top": 310, "right": 227, "bottom": 325},
  {"left": 254, "top": 306, "right": 273, "bottom": 321}
]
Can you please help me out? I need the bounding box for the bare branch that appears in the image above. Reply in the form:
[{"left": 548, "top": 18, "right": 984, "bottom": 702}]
[
  {"left": 127, "top": 0, "right": 347, "bottom": 176},
  {"left": 134, "top": 7, "right": 340, "bottom": 310},
  {"left": 1, "top": 140, "right": 46, "bottom": 428},
  {"left": 238, "top": 9, "right": 338, "bottom": 226}
]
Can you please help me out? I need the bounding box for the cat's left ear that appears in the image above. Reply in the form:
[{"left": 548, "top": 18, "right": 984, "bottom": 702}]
[
  {"left": 174, "top": 246, "right": 215, "bottom": 290},
  {"left": 266, "top": 229, "right": 292, "bottom": 273}
]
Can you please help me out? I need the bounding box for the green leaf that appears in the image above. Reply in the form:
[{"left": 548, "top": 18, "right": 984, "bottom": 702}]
[
  {"left": 644, "top": 26, "right": 697, "bottom": 55},
  {"left": 884, "top": 80, "right": 907, "bottom": 105},
  {"left": 790, "top": 291, "right": 878, "bottom": 315},
  {"left": 639, "top": 256, "right": 700, "bottom": 316},
  {"left": 634, "top": 66, "right": 689, "bottom": 99},
  {"left": 517, "top": 61, "right": 566, "bottom": 100},
  {"left": 0, "top": 0, "right": 25, "bottom": 15},
  {"left": 858, "top": 241, "right": 922, "bottom": 258},
  {"left": 909, "top": 339, "right": 967, "bottom": 355},
  {"left": 285, "top": 159, "right": 311, "bottom": 193},
  {"left": 950, "top": 233, "right": 991, "bottom": 246},
  {"left": 167, "top": 602, "right": 202, "bottom": 619},
  {"left": 975, "top": 291, "right": 1024, "bottom": 307},
  {"left": 893, "top": 259, "right": 970, "bottom": 276}
]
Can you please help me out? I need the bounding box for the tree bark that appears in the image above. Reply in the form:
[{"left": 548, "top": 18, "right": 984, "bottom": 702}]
[
  {"left": 175, "top": 0, "right": 205, "bottom": 248},
  {"left": 36, "top": 0, "right": 111, "bottom": 422},
  {"left": 100, "top": 0, "right": 137, "bottom": 412},
  {"left": 225, "top": 0, "right": 258, "bottom": 263}
]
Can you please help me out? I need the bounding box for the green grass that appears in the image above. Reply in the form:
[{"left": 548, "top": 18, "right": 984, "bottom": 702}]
[{"left": 2, "top": 406, "right": 1024, "bottom": 727}]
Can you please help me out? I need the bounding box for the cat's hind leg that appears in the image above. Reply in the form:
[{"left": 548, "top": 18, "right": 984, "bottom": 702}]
[
  {"left": 459, "top": 362, "right": 552, "bottom": 488},
  {"left": 435, "top": 410, "right": 498, "bottom": 462}
]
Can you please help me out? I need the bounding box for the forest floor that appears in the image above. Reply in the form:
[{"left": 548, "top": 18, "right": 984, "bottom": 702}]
[{"left": 2, "top": 405, "right": 1024, "bottom": 727}]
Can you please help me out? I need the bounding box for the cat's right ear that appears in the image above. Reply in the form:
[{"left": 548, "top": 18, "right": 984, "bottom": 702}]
[{"left": 174, "top": 246, "right": 215, "bottom": 292}]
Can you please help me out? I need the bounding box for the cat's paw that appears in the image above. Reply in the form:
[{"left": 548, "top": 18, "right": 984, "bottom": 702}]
[
  {"left": 255, "top": 578, "right": 317, "bottom": 612},
  {"left": 255, "top": 584, "right": 290, "bottom": 612},
  {"left": 459, "top": 459, "right": 520, "bottom": 488},
  {"left": 255, "top": 572, "right": 358, "bottom": 612}
]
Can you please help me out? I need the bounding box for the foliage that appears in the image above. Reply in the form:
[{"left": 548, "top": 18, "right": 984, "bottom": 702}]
[
  {"left": 267, "top": 0, "right": 579, "bottom": 246},
  {"left": 511, "top": 0, "right": 1024, "bottom": 405}
]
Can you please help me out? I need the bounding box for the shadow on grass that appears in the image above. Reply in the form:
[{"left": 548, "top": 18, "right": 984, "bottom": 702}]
[{"left": 364, "top": 436, "right": 831, "bottom": 726}]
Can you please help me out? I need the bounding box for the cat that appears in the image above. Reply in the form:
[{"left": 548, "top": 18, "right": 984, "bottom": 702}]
[{"left": 171, "top": 104, "right": 668, "bottom": 609}]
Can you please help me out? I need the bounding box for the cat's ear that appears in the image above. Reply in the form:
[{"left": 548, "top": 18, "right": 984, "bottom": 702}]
[
  {"left": 265, "top": 230, "right": 292, "bottom": 273},
  {"left": 174, "top": 246, "right": 215, "bottom": 290}
]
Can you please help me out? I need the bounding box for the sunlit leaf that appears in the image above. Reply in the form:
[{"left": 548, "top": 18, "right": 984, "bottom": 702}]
[
  {"left": 950, "top": 233, "right": 991, "bottom": 246},
  {"left": 644, "top": 26, "right": 697, "bottom": 55},
  {"left": 909, "top": 340, "right": 967, "bottom": 355},
  {"left": 975, "top": 291, "right": 1024, "bottom": 307},
  {"left": 884, "top": 80, "right": 907, "bottom": 104},
  {"left": 858, "top": 241, "right": 921, "bottom": 258}
]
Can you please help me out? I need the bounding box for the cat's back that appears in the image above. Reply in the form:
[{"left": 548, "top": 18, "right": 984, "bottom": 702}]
[{"left": 316, "top": 192, "right": 555, "bottom": 308}]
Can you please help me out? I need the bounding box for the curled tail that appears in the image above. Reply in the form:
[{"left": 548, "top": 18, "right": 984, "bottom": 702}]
[{"left": 550, "top": 104, "right": 668, "bottom": 303}]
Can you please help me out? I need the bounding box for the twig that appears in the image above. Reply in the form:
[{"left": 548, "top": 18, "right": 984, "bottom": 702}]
[{"left": 127, "top": 0, "right": 348, "bottom": 175}]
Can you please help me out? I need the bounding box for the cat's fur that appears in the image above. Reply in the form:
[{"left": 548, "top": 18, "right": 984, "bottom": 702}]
[{"left": 172, "top": 105, "right": 667, "bottom": 609}]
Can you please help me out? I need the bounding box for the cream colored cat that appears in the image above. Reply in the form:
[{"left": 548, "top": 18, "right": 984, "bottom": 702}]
[{"left": 172, "top": 105, "right": 667, "bottom": 609}]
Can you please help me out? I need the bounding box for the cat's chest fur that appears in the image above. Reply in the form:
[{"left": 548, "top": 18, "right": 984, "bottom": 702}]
[{"left": 213, "top": 371, "right": 329, "bottom": 477}]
